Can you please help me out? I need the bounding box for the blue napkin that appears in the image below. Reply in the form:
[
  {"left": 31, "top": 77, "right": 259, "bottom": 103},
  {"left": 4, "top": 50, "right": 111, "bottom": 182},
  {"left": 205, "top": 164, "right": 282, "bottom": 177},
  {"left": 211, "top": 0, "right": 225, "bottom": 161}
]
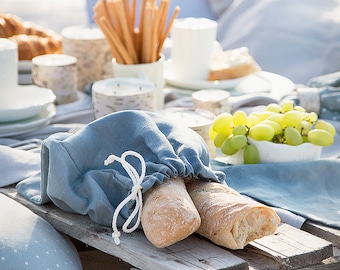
[
  {"left": 211, "top": 159, "right": 340, "bottom": 229},
  {"left": 17, "top": 110, "right": 224, "bottom": 227}
]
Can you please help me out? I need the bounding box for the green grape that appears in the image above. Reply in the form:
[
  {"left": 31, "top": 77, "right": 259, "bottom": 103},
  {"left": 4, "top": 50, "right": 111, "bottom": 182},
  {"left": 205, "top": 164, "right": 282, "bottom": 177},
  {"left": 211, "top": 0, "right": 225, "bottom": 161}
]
[
  {"left": 212, "top": 113, "right": 233, "bottom": 133},
  {"left": 293, "top": 105, "right": 306, "bottom": 112},
  {"left": 248, "top": 124, "right": 275, "bottom": 141},
  {"left": 282, "top": 110, "right": 304, "bottom": 127},
  {"left": 230, "top": 135, "right": 248, "bottom": 150},
  {"left": 221, "top": 137, "right": 238, "bottom": 155},
  {"left": 281, "top": 100, "right": 294, "bottom": 112},
  {"left": 261, "top": 120, "right": 283, "bottom": 135},
  {"left": 307, "top": 129, "right": 334, "bottom": 146},
  {"left": 209, "top": 125, "right": 217, "bottom": 140},
  {"left": 284, "top": 126, "right": 303, "bottom": 146},
  {"left": 296, "top": 120, "right": 312, "bottom": 136},
  {"left": 266, "top": 103, "right": 282, "bottom": 113},
  {"left": 315, "top": 120, "right": 336, "bottom": 136},
  {"left": 256, "top": 111, "right": 276, "bottom": 121},
  {"left": 233, "top": 125, "right": 248, "bottom": 135},
  {"left": 214, "top": 132, "right": 230, "bottom": 148},
  {"left": 246, "top": 115, "right": 260, "bottom": 127},
  {"left": 233, "top": 110, "right": 247, "bottom": 126},
  {"left": 267, "top": 113, "right": 285, "bottom": 128},
  {"left": 243, "top": 144, "right": 260, "bottom": 164},
  {"left": 305, "top": 112, "right": 318, "bottom": 123}
]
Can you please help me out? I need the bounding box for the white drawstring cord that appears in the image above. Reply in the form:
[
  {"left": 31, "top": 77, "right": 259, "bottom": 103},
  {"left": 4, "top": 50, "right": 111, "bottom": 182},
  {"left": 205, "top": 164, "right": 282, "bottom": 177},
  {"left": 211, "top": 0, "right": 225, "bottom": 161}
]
[{"left": 104, "top": 150, "right": 146, "bottom": 245}]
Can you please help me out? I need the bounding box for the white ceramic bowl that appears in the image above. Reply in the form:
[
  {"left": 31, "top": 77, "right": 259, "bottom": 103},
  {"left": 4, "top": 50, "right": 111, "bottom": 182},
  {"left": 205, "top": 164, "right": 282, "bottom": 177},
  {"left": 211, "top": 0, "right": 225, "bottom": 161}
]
[
  {"left": 247, "top": 137, "right": 322, "bottom": 163},
  {"left": 216, "top": 137, "right": 322, "bottom": 164}
]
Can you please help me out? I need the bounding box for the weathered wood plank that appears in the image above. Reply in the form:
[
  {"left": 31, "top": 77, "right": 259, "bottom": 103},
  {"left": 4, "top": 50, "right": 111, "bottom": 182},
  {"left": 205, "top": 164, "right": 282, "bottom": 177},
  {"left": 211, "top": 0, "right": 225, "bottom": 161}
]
[
  {"left": 302, "top": 221, "right": 340, "bottom": 248},
  {"left": 0, "top": 188, "right": 247, "bottom": 270},
  {"left": 300, "top": 256, "right": 340, "bottom": 270},
  {"left": 231, "top": 223, "right": 333, "bottom": 270}
]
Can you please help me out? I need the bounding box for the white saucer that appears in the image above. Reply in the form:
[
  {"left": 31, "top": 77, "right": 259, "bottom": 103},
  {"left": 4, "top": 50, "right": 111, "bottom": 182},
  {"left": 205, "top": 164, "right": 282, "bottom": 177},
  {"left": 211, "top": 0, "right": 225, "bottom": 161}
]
[
  {"left": 0, "top": 103, "right": 56, "bottom": 137},
  {"left": 164, "top": 60, "right": 246, "bottom": 90},
  {"left": 0, "top": 85, "right": 56, "bottom": 123}
]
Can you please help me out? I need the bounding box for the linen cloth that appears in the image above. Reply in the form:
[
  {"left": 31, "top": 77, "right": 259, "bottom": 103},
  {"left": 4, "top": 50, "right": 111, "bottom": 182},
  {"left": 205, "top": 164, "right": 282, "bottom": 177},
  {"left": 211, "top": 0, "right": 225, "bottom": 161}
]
[
  {"left": 211, "top": 0, "right": 340, "bottom": 84},
  {"left": 211, "top": 158, "right": 340, "bottom": 229},
  {"left": 17, "top": 110, "right": 224, "bottom": 227}
]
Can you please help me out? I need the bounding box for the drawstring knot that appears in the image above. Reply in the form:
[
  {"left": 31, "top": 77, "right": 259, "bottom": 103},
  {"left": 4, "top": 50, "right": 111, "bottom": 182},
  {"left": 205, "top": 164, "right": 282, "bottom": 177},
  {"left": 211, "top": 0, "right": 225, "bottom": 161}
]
[{"left": 104, "top": 150, "right": 146, "bottom": 245}]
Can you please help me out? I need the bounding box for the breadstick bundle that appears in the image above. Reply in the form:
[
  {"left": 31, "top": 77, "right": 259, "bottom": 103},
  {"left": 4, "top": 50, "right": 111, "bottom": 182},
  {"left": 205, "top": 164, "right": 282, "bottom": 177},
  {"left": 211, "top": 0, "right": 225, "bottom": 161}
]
[{"left": 93, "top": 0, "right": 180, "bottom": 64}]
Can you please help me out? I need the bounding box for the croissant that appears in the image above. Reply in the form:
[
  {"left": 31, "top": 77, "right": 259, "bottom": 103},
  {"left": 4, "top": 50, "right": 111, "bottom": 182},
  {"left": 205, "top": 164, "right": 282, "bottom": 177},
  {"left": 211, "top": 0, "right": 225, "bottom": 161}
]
[{"left": 0, "top": 13, "right": 62, "bottom": 60}]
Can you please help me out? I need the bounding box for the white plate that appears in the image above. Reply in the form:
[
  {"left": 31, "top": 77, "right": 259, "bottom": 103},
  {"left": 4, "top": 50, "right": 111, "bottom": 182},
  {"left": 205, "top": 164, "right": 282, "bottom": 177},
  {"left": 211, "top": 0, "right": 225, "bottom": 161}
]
[
  {"left": 164, "top": 60, "right": 246, "bottom": 90},
  {"left": 0, "top": 103, "right": 56, "bottom": 137},
  {"left": 0, "top": 85, "right": 56, "bottom": 123},
  {"left": 231, "top": 71, "right": 295, "bottom": 100}
]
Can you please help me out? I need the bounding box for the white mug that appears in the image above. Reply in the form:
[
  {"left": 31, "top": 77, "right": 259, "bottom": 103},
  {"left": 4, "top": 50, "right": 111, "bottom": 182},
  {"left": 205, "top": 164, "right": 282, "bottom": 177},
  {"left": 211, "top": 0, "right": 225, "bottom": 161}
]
[
  {"left": 112, "top": 55, "right": 165, "bottom": 110},
  {"left": 170, "top": 17, "right": 217, "bottom": 81}
]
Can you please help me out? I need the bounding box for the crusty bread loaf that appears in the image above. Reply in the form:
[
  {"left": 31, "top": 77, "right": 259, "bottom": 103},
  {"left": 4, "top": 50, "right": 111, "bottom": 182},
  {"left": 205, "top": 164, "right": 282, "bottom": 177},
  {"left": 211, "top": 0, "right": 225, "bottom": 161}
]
[
  {"left": 208, "top": 47, "right": 261, "bottom": 81},
  {"left": 186, "top": 180, "right": 280, "bottom": 250},
  {"left": 141, "top": 177, "right": 201, "bottom": 248},
  {"left": 0, "top": 14, "right": 62, "bottom": 60}
]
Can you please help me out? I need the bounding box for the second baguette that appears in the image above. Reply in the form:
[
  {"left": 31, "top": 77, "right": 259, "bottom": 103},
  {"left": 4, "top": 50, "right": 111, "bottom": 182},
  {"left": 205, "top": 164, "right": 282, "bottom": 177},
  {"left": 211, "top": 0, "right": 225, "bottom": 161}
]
[{"left": 186, "top": 180, "right": 280, "bottom": 250}]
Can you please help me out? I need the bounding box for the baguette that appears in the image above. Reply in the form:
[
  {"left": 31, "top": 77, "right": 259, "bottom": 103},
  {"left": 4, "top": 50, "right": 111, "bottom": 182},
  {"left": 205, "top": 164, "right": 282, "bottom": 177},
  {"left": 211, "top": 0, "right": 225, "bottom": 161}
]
[
  {"left": 208, "top": 47, "right": 261, "bottom": 81},
  {"left": 186, "top": 180, "right": 280, "bottom": 250},
  {"left": 141, "top": 177, "right": 201, "bottom": 248}
]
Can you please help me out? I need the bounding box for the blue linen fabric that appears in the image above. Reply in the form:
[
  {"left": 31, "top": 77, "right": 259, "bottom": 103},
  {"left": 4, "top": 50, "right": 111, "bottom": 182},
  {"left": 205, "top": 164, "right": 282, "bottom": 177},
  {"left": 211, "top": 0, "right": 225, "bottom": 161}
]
[
  {"left": 211, "top": 159, "right": 340, "bottom": 229},
  {"left": 17, "top": 110, "right": 224, "bottom": 227}
]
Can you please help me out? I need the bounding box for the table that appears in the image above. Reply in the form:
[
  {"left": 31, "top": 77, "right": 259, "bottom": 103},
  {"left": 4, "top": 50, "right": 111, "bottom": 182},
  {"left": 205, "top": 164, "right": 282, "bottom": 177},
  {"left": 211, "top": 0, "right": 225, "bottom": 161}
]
[
  {"left": 5, "top": 74, "right": 340, "bottom": 269},
  {"left": 1, "top": 186, "right": 339, "bottom": 270}
]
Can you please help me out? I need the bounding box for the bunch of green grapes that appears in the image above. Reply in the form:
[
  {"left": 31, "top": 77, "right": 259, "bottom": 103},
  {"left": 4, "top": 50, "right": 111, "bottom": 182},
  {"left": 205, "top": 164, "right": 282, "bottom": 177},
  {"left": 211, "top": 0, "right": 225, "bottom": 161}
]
[{"left": 209, "top": 100, "right": 336, "bottom": 164}]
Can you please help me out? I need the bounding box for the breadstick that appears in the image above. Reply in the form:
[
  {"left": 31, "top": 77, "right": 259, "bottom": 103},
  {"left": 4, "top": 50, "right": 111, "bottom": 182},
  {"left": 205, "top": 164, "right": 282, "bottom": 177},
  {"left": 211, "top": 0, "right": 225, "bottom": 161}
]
[
  {"left": 93, "top": 15, "right": 125, "bottom": 64},
  {"left": 141, "top": 2, "right": 152, "bottom": 63},
  {"left": 99, "top": 16, "right": 134, "bottom": 64},
  {"left": 113, "top": 0, "right": 138, "bottom": 63},
  {"left": 106, "top": 0, "right": 124, "bottom": 44},
  {"left": 150, "top": 6, "right": 159, "bottom": 62},
  {"left": 141, "top": 177, "right": 201, "bottom": 248},
  {"left": 157, "top": 5, "right": 180, "bottom": 57},
  {"left": 157, "top": 0, "right": 169, "bottom": 42}
]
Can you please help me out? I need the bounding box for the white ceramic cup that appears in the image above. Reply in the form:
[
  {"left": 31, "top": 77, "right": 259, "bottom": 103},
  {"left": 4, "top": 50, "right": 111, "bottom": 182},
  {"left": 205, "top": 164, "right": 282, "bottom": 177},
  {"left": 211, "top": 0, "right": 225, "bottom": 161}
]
[
  {"left": 170, "top": 17, "right": 217, "bottom": 81},
  {"left": 92, "top": 77, "right": 156, "bottom": 119},
  {"left": 0, "top": 38, "right": 18, "bottom": 108},
  {"left": 112, "top": 55, "right": 165, "bottom": 110}
]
